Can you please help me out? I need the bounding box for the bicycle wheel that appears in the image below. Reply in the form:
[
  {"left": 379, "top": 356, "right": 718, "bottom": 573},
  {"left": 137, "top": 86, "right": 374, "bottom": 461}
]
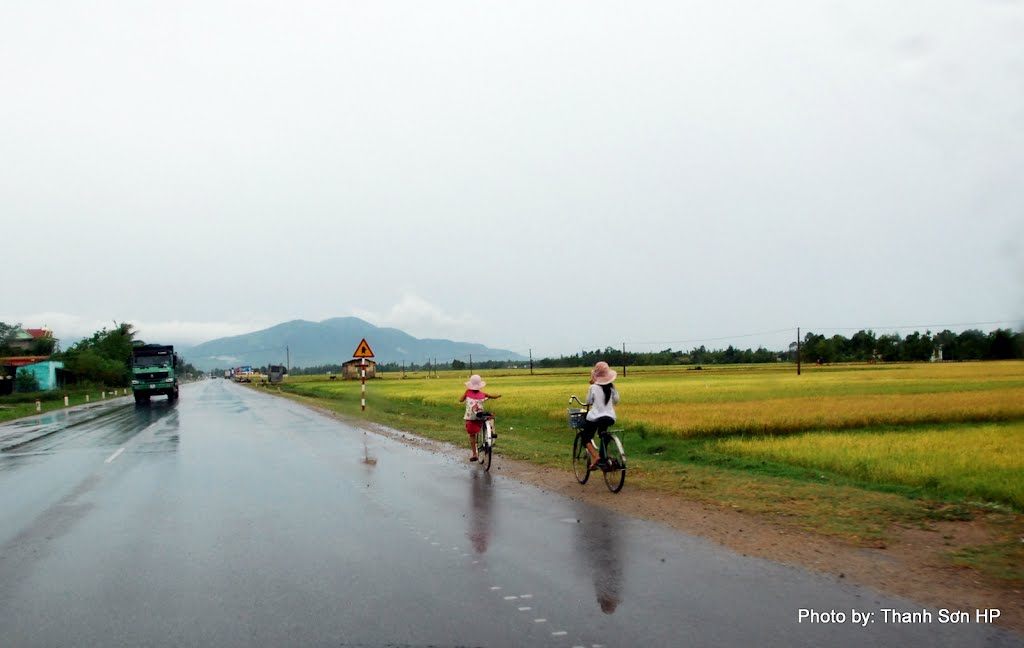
[
  {"left": 602, "top": 433, "right": 626, "bottom": 493},
  {"left": 572, "top": 432, "right": 591, "bottom": 484},
  {"left": 482, "top": 420, "right": 494, "bottom": 471}
]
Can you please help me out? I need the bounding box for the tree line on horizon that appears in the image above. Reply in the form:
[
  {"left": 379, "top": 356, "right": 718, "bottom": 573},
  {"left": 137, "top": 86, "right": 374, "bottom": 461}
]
[
  {"left": 796, "top": 328, "right": 1021, "bottom": 364},
  {"left": 516, "top": 328, "right": 1019, "bottom": 368},
  {"left": 270, "top": 327, "right": 1023, "bottom": 375}
]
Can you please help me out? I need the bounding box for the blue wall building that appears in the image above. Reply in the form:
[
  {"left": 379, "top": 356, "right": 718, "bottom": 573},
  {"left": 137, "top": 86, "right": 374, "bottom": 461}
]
[{"left": 16, "top": 360, "right": 65, "bottom": 391}]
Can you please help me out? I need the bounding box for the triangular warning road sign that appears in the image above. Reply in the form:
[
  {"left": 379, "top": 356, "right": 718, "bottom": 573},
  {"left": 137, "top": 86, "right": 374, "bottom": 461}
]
[{"left": 352, "top": 338, "right": 375, "bottom": 358}]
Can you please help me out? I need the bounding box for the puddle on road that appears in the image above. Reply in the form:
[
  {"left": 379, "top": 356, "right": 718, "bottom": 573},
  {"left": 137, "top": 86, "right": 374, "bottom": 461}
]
[{"left": 362, "top": 435, "right": 378, "bottom": 465}]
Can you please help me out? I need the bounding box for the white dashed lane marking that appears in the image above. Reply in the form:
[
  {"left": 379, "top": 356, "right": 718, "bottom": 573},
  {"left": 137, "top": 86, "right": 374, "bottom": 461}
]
[
  {"left": 104, "top": 447, "right": 125, "bottom": 463},
  {"left": 387, "top": 482, "right": 597, "bottom": 647}
]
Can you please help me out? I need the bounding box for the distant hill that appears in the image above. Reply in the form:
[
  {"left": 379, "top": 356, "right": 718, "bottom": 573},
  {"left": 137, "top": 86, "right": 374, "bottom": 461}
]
[{"left": 179, "top": 317, "right": 526, "bottom": 371}]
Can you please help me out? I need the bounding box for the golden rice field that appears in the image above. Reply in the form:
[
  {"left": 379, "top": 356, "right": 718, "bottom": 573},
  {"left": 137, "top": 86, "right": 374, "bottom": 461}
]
[
  {"left": 619, "top": 388, "right": 1024, "bottom": 436},
  {"left": 714, "top": 422, "right": 1024, "bottom": 509},
  {"left": 285, "top": 361, "right": 1024, "bottom": 509},
  {"left": 365, "top": 360, "right": 1024, "bottom": 437}
]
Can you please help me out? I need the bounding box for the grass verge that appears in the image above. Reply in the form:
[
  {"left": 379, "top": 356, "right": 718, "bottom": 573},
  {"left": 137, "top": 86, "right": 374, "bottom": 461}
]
[
  {"left": 0, "top": 387, "right": 130, "bottom": 424},
  {"left": 266, "top": 366, "right": 1024, "bottom": 588}
]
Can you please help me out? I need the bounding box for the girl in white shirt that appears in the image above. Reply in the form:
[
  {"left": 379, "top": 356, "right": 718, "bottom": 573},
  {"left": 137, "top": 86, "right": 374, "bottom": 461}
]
[{"left": 584, "top": 361, "right": 619, "bottom": 470}]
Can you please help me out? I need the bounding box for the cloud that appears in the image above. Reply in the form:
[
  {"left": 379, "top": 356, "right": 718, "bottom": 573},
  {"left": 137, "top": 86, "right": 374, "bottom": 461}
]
[
  {"left": 0, "top": 312, "right": 110, "bottom": 344},
  {"left": 133, "top": 320, "right": 272, "bottom": 346},
  {"left": 0, "top": 312, "right": 270, "bottom": 346},
  {"left": 353, "top": 295, "right": 482, "bottom": 341}
]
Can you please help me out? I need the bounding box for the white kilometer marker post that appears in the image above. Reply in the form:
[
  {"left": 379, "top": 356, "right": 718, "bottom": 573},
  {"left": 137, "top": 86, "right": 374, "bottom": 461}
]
[{"left": 105, "top": 448, "right": 125, "bottom": 464}]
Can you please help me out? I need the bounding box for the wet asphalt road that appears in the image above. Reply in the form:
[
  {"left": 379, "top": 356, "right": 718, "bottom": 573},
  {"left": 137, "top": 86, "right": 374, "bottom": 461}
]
[{"left": 0, "top": 379, "right": 1020, "bottom": 648}]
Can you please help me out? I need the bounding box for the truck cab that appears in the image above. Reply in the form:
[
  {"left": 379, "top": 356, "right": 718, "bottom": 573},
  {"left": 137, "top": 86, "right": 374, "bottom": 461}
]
[{"left": 131, "top": 344, "right": 179, "bottom": 405}]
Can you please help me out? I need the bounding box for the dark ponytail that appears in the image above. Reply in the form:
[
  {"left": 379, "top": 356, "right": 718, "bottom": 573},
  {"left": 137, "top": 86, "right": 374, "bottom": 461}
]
[{"left": 601, "top": 383, "right": 614, "bottom": 404}]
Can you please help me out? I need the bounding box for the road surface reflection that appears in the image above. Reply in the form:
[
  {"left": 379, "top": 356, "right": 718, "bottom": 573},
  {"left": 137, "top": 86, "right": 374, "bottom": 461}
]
[
  {"left": 467, "top": 470, "right": 494, "bottom": 554},
  {"left": 574, "top": 503, "right": 624, "bottom": 614}
]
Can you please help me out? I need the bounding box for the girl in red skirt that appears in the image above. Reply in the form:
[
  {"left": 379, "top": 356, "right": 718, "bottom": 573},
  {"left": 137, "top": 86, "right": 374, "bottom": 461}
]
[{"left": 459, "top": 374, "right": 502, "bottom": 461}]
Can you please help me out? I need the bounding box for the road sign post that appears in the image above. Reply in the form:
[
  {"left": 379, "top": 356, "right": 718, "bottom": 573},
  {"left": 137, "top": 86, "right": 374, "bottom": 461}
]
[{"left": 352, "top": 338, "right": 375, "bottom": 412}]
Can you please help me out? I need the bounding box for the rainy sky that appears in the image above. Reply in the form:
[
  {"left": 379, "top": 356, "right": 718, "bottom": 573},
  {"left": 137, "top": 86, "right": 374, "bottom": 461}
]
[{"left": 2, "top": 1, "right": 1022, "bottom": 358}]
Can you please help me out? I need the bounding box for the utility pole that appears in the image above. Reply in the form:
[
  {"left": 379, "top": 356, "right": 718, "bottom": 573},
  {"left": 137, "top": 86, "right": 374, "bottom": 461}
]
[
  {"left": 469, "top": 354, "right": 473, "bottom": 374},
  {"left": 622, "top": 342, "right": 627, "bottom": 377},
  {"left": 797, "top": 327, "right": 801, "bottom": 375},
  {"left": 529, "top": 348, "right": 533, "bottom": 375},
  {"left": 286, "top": 346, "right": 290, "bottom": 373}
]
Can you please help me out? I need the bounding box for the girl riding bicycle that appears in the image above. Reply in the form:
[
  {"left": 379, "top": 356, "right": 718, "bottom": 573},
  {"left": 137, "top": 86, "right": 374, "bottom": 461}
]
[
  {"left": 583, "top": 361, "right": 619, "bottom": 471},
  {"left": 460, "top": 374, "right": 501, "bottom": 462}
]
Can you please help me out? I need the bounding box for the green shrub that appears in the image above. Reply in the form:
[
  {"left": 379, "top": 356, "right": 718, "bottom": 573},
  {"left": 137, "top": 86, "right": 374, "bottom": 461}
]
[{"left": 15, "top": 369, "right": 40, "bottom": 393}]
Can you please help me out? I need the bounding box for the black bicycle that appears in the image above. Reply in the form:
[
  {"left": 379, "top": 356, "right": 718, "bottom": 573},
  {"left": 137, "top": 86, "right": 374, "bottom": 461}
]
[
  {"left": 568, "top": 395, "right": 626, "bottom": 493},
  {"left": 474, "top": 410, "right": 497, "bottom": 471}
]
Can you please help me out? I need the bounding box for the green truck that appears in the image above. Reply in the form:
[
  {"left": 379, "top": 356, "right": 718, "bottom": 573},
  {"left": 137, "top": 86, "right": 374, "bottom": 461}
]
[{"left": 131, "top": 344, "right": 179, "bottom": 405}]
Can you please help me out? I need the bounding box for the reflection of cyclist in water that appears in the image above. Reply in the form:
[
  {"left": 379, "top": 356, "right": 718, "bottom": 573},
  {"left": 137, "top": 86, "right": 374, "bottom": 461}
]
[
  {"left": 467, "top": 471, "right": 494, "bottom": 554},
  {"left": 575, "top": 505, "right": 623, "bottom": 614}
]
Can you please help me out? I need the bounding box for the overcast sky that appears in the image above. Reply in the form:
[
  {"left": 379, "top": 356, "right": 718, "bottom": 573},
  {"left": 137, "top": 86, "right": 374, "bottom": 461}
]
[{"left": 2, "top": 1, "right": 1022, "bottom": 358}]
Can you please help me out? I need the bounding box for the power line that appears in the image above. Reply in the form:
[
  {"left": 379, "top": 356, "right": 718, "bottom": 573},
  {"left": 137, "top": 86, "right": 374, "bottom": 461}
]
[
  {"left": 179, "top": 319, "right": 1021, "bottom": 363},
  {"left": 621, "top": 328, "right": 796, "bottom": 347},
  {"left": 524, "top": 320, "right": 1022, "bottom": 357},
  {"left": 804, "top": 320, "right": 1020, "bottom": 332}
]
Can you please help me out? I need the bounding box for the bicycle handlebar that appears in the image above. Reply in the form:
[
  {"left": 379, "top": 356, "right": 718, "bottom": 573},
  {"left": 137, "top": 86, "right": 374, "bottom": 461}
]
[{"left": 568, "top": 395, "right": 587, "bottom": 407}]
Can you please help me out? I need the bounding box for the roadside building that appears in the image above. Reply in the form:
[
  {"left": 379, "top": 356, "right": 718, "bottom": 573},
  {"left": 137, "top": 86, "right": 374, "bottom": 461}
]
[
  {"left": 268, "top": 365, "right": 287, "bottom": 383},
  {"left": 0, "top": 357, "right": 66, "bottom": 392},
  {"left": 341, "top": 359, "right": 377, "bottom": 380},
  {"left": 7, "top": 328, "right": 56, "bottom": 354},
  {"left": 0, "top": 368, "right": 12, "bottom": 396}
]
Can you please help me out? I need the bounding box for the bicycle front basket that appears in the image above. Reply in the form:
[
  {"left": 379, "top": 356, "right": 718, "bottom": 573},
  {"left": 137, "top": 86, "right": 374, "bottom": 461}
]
[{"left": 567, "top": 408, "right": 587, "bottom": 429}]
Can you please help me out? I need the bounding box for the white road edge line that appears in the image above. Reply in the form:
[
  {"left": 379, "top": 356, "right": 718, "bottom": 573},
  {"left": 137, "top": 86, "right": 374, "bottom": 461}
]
[{"left": 105, "top": 447, "right": 125, "bottom": 464}]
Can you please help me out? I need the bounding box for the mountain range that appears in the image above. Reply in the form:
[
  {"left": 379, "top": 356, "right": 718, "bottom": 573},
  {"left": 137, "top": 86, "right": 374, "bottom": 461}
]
[{"left": 177, "top": 317, "right": 526, "bottom": 371}]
